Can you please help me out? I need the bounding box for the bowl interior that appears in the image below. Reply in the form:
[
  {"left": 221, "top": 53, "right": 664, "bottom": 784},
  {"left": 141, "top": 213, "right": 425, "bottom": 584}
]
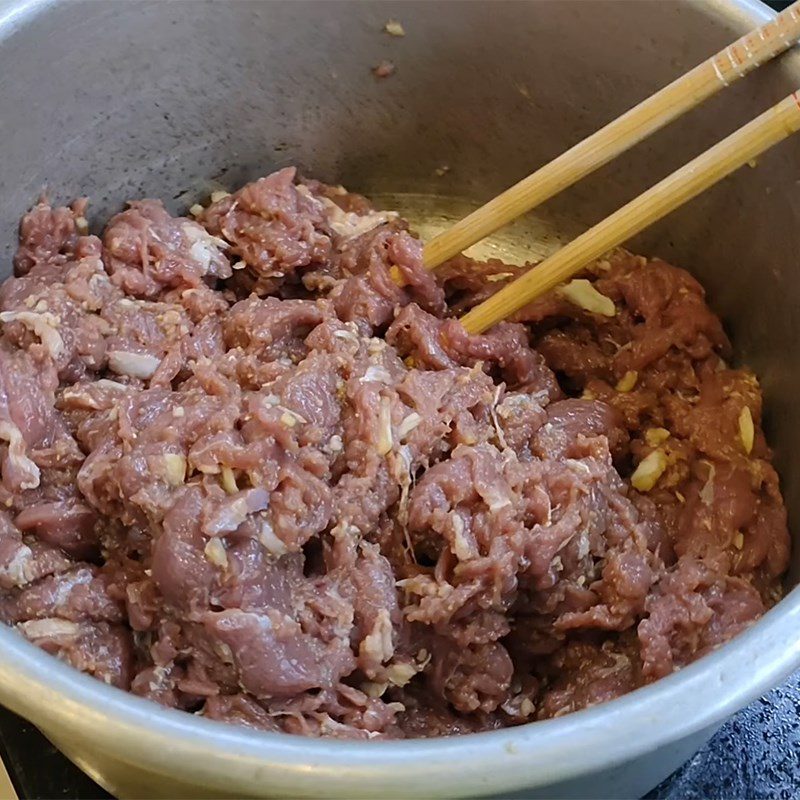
[{"left": 0, "top": 0, "right": 799, "bottom": 796}]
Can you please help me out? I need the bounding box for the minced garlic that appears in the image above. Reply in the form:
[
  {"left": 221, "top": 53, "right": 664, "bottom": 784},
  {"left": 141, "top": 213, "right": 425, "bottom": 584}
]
[
  {"left": 162, "top": 454, "right": 187, "bottom": 486},
  {"left": 631, "top": 449, "right": 667, "bottom": 491},
  {"left": 739, "top": 406, "right": 754, "bottom": 455},
  {"left": 397, "top": 412, "right": 421, "bottom": 440},
  {"left": 220, "top": 466, "right": 238, "bottom": 495},
  {"left": 377, "top": 396, "right": 394, "bottom": 456},
  {"left": 204, "top": 538, "right": 228, "bottom": 568},
  {"left": 558, "top": 279, "right": 616, "bottom": 317},
  {"left": 616, "top": 370, "right": 638, "bottom": 393},
  {"left": 384, "top": 19, "right": 405, "bottom": 36},
  {"left": 645, "top": 427, "right": 671, "bottom": 447},
  {"left": 386, "top": 662, "right": 417, "bottom": 687}
]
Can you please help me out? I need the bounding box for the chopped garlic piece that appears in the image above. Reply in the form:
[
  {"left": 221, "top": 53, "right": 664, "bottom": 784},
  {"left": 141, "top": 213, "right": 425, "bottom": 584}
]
[
  {"left": 279, "top": 408, "right": 307, "bottom": 428},
  {"left": 325, "top": 434, "right": 344, "bottom": 453},
  {"left": 384, "top": 18, "right": 405, "bottom": 36},
  {"left": 204, "top": 538, "right": 228, "bottom": 568},
  {"left": 558, "top": 279, "right": 616, "bottom": 317},
  {"left": 377, "top": 396, "right": 393, "bottom": 456},
  {"left": 520, "top": 698, "right": 535, "bottom": 717},
  {"left": 162, "top": 454, "right": 186, "bottom": 486},
  {"left": 397, "top": 412, "right": 421, "bottom": 440},
  {"left": 386, "top": 662, "right": 417, "bottom": 687},
  {"left": 360, "top": 609, "right": 394, "bottom": 665},
  {"left": 733, "top": 532, "right": 745, "bottom": 550},
  {"left": 108, "top": 350, "right": 160, "bottom": 380},
  {"left": 699, "top": 462, "right": 716, "bottom": 506},
  {"left": 362, "top": 681, "right": 388, "bottom": 698},
  {"left": 20, "top": 618, "right": 80, "bottom": 639},
  {"left": 485, "top": 272, "right": 514, "bottom": 283},
  {"left": 0, "top": 543, "right": 33, "bottom": 587},
  {"left": 189, "top": 239, "right": 217, "bottom": 269},
  {"left": 631, "top": 449, "right": 667, "bottom": 492},
  {"left": 210, "top": 190, "right": 231, "bottom": 203},
  {"left": 189, "top": 204, "right": 204, "bottom": 217},
  {"left": 645, "top": 427, "right": 671, "bottom": 447},
  {"left": 258, "top": 518, "right": 288, "bottom": 557},
  {"left": 220, "top": 466, "right": 238, "bottom": 495},
  {"left": 196, "top": 463, "right": 221, "bottom": 475},
  {"left": 616, "top": 370, "right": 638, "bottom": 393},
  {"left": 213, "top": 641, "right": 235, "bottom": 664},
  {"left": 451, "top": 515, "right": 472, "bottom": 561},
  {"left": 739, "top": 406, "right": 754, "bottom": 454},
  {"left": 300, "top": 187, "right": 398, "bottom": 241},
  {"left": 361, "top": 365, "right": 392, "bottom": 384}
]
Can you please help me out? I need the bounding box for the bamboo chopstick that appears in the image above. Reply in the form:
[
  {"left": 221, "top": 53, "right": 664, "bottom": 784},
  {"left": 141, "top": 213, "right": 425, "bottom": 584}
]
[
  {"left": 422, "top": 1, "right": 800, "bottom": 270},
  {"left": 0, "top": 757, "right": 17, "bottom": 800},
  {"left": 459, "top": 90, "right": 800, "bottom": 335}
]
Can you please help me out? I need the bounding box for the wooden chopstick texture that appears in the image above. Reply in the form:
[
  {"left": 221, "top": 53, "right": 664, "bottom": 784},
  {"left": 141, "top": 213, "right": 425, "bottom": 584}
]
[
  {"left": 459, "top": 91, "right": 800, "bottom": 334},
  {"left": 423, "top": 2, "right": 800, "bottom": 270}
]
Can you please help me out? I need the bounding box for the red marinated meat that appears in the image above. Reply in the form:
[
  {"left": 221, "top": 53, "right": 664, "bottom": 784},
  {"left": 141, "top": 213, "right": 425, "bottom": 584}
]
[{"left": 0, "top": 169, "right": 789, "bottom": 738}]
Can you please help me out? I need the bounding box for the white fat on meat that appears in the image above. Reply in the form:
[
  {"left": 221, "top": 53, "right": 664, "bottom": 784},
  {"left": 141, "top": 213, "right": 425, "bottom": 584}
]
[
  {"left": 0, "top": 421, "right": 40, "bottom": 490},
  {"left": 296, "top": 185, "right": 398, "bottom": 240},
  {"left": 0, "top": 311, "right": 64, "bottom": 359}
]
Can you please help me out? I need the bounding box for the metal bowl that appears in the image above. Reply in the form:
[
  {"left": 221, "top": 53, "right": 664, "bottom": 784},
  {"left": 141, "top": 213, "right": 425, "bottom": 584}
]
[{"left": 0, "top": 1, "right": 798, "bottom": 797}]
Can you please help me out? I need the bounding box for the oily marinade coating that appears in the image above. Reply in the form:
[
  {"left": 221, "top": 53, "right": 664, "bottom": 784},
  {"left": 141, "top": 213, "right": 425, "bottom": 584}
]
[{"left": 0, "top": 167, "right": 788, "bottom": 737}]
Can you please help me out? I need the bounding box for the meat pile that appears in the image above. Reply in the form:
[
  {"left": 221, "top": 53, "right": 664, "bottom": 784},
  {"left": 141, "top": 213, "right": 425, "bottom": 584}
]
[{"left": 0, "top": 167, "right": 788, "bottom": 738}]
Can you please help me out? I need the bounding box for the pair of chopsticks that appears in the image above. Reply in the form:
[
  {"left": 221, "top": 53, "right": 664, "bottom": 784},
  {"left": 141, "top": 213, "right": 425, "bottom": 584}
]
[{"left": 419, "top": 2, "right": 800, "bottom": 334}]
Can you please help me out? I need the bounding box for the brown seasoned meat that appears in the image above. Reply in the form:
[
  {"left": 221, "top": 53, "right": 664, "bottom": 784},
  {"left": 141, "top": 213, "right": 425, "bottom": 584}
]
[{"left": 0, "top": 169, "right": 789, "bottom": 738}]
